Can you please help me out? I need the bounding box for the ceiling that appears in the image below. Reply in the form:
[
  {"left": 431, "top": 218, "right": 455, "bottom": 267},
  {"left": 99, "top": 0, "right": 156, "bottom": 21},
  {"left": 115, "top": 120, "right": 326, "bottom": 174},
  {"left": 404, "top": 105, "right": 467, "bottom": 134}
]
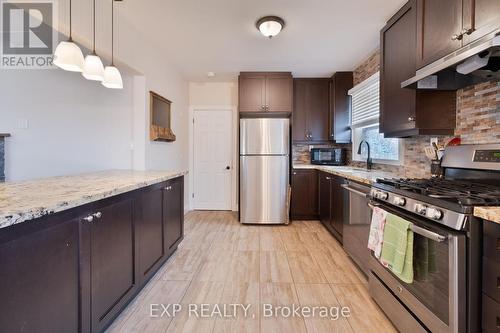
[{"left": 122, "top": 0, "right": 407, "bottom": 81}]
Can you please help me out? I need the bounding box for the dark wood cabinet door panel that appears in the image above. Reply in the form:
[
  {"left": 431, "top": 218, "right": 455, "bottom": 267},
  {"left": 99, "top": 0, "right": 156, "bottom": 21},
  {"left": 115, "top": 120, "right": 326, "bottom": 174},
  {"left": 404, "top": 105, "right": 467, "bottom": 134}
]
[
  {"left": 91, "top": 198, "right": 135, "bottom": 332},
  {"left": 239, "top": 75, "right": 266, "bottom": 112},
  {"left": 164, "top": 177, "right": 184, "bottom": 255},
  {"left": 330, "top": 175, "right": 344, "bottom": 238},
  {"left": 138, "top": 186, "right": 165, "bottom": 280},
  {"left": 266, "top": 75, "right": 293, "bottom": 112},
  {"left": 380, "top": 0, "right": 457, "bottom": 138},
  {"left": 381, "top": 1, "right": 417, "bottom": 135},
  {"left": 307, "top": 79, "right": 330, "bottom": 142},
  {"left": 293, "top": 79, "right": 330, "bottom": 142},
  {"left": 291, "top": 169, "right": 318, "bottom": 219},
  {"left": 292, "top": 79, "right": 309, "bottom": 141},
  {"left": 463, "top": 0, "right": 500, "bottom": 45},
  {"left": 0, "top": 219, "right": 79, "bottom": 333},
  {"left": 319, "top": 172, "right": 332, "bottom": 231},
  {"left": 330, "top": 72, "right": 353, "bottom": 143},
  {"left": 416, "top": 0, "right": 463, "bottom": 68}
]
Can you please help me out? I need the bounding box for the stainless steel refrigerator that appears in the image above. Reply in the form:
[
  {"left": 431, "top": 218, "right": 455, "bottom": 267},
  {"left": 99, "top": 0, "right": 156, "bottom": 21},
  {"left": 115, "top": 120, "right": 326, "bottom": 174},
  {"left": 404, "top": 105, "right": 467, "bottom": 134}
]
[{"left": 240, "top": 118, "right": 290, "bottom": 225}]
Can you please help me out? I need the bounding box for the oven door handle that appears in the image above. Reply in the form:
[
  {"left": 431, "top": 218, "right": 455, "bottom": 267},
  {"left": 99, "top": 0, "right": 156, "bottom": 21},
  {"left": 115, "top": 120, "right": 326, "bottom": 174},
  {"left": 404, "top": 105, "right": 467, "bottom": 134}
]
[
  {"left": 410, "top": 225, "right": 447, "bottom": 242},
  {"left": 341, "top": 184, "right": 368, "bottom": 197},
  {"left": 368, "top": 201, "right": 447, "bottom": 243}
]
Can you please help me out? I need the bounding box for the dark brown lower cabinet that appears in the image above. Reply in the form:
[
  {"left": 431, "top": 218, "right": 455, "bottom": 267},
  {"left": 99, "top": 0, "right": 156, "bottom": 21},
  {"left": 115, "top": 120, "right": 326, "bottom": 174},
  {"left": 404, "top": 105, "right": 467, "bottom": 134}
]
[
  {"left": 138, "top": 186, "right": 165, "bottom": 282},
  {"left": 291, "top": 169, "right": 318, "bottom": 220},
  {"left": 0, "top": 176, "right": 184, "bottom": 333},
  {"left": 319, "top": 171, "right": 344, "bottom": 242},
  {"left": 164, "top": 176, "right": 184, "bottom": 255},
  {"left": 89, "top": 198, "right": 136, "bottom": 333},
  {"left": 0, "top": 218, "right": 79, "bottom": 333}
]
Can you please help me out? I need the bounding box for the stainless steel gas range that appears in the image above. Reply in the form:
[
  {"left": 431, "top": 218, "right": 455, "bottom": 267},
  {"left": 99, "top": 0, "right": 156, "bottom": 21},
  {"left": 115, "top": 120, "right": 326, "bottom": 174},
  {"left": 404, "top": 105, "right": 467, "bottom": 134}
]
[{"left": 368, "top": 144, "right": 500, "bottom": 333}]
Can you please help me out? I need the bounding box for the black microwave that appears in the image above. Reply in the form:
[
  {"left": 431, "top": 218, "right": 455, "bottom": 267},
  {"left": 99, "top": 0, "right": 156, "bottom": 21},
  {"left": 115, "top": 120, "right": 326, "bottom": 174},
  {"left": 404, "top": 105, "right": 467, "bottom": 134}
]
[{"left": 310, "top": 148, "right": 346, "bottom": 166}]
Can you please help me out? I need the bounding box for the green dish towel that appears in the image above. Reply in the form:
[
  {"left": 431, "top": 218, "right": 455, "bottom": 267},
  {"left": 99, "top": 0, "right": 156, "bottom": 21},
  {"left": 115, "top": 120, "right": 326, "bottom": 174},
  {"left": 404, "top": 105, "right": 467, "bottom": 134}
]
[{"left": 380, "top": 213, "right": 414, "bottom": 284}]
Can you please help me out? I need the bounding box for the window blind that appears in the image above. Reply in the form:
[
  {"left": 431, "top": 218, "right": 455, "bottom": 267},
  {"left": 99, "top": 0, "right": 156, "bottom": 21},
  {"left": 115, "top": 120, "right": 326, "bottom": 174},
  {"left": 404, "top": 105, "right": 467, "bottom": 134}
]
[{"left": 348, "top": 71, "right": 380, "bottom": 127}]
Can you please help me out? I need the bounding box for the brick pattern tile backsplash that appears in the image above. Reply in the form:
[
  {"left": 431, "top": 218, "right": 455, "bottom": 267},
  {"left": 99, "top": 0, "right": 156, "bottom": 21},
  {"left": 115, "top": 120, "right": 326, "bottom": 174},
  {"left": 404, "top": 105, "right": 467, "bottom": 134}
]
[{"left": 293, "top": 51, "right": 500, "bottom": 179}]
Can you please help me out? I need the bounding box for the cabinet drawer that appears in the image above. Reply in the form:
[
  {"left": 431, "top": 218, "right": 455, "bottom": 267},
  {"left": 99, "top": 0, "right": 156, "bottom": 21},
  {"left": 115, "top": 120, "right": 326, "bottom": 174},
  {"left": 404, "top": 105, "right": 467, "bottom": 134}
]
[
  {"left": 484, "top": 221, "right": 500, "bottom": 263},
  {"left": 484, "top": 257, "right": 500, "bottom": 303},
  {"left": 483, "top": 294, "right": 500, "bottom": 332}
]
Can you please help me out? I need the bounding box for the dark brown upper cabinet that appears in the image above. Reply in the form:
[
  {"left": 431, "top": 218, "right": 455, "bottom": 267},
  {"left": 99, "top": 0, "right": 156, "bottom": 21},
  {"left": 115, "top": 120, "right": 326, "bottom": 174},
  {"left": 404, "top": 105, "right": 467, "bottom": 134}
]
[
  {"left": 381, "top": 0, "right": 457, "bottom": 137},
  {"left": 462, "top": 0, "right": 500, "bottom": 45},
  {"left": 292, "top": 78, "right": 330, "bottom": 142},
  {"left": 416, "top": 0, "right": 500, "bottom": 69},
  {"left": 330, "top": 72, "right": 353, "bottom": 143},
  {"left": 416, "top": 0, "right": 463, "bottom": 68},
  {"left": 238, "top": 72, "right": 293, "bottom": 113}
]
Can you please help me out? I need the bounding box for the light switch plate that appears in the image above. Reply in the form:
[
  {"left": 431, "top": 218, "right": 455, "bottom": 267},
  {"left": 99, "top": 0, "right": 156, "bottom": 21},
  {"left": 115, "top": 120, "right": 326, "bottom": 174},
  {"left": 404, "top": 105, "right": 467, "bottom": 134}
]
[{"left": 17, "top": 119, "right": 29, "bottom": 129}]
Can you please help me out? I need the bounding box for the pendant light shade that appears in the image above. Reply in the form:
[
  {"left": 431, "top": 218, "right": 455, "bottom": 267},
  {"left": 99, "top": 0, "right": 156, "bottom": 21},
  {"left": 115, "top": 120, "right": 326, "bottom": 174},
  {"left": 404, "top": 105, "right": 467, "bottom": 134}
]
[
  {"left": 82, "top": 54, "right": 104, "bottom": 81},
  {"left": 102, "top": 0, "right": 123, "bottom": 89},
  {"left": 53, "top": 0, "right": 84, "bottom": 71},
  {"left": 102, "top": 65, "right": 123, "bottom": 89},
  {"left": 82, "top": 0, "right": 104, "bottom": 81},
  {"left": 53, "top": 41, "right": 84, "bottom": 71}
]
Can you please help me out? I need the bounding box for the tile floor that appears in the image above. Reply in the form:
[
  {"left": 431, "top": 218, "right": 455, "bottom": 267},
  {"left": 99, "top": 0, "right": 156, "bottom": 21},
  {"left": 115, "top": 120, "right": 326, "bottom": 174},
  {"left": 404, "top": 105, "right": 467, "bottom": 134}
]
[{"left": 106, "top": 211, "right": 396, "bottom": 333}]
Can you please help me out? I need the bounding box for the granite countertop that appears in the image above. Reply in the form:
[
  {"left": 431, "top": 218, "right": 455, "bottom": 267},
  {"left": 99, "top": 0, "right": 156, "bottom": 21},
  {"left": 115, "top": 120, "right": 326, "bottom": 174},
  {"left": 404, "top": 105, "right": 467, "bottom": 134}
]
[
  {"left": 293, "top": 164, "right": 401, "bottom": 185},
  {"left": 474, "top": 207, "right": 500, "bottom": 224},
  {"left": 0, "top": 170, "right": 187, "bottom": 229}
]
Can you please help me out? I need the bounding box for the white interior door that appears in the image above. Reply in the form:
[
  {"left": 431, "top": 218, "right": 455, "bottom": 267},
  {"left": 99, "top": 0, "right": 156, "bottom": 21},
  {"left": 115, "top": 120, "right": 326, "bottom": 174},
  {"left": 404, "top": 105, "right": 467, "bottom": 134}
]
[{"left": 193, "top": 110, "right": 232, "bottom": 210}]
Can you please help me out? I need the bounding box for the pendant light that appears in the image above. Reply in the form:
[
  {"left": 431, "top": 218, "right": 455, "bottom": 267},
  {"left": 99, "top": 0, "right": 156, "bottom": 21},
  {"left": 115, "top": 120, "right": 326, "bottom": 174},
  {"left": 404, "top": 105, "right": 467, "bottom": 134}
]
[
  {"left": 102, "top": 0, "right": 123, "bottom": 89},
  {"left": 53, "top": 0, "right": 84, "bottom": 71},
  {"left": 82, "top": 0, "right": 104, "bottom": 81}
]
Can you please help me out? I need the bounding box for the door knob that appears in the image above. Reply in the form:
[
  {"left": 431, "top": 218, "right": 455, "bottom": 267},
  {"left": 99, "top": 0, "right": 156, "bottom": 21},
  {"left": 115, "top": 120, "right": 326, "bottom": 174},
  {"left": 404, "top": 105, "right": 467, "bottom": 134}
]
[
  {"left": 408, "top": 116, "right": 415, "bottom": 122},
  {"left": 226, "top": 166, "right": 231, "bottom": 170},
  {"left": 452, "top": 34, "right": 463, "bottom": 41}
]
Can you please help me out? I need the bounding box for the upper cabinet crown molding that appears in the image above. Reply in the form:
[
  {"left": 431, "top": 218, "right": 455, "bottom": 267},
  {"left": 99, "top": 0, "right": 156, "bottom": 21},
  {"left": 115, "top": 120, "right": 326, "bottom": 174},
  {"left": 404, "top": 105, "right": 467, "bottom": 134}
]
[{"left": 238, "top": 72, "right": 293, "bottom": 114}]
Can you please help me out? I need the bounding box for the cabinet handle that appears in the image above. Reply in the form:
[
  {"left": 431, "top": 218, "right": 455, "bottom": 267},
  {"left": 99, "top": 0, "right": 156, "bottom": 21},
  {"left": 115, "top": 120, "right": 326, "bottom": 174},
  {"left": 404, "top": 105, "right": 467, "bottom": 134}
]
[
  {"left": 93, "top": 212, "right": 102, "bottom": 219},
  {"left": 408, "top": 116, "right": 415, "bottom": 122},
  {"left": 326, "top": 176, "right": 332, "bottom": 180},
  {"left": 293, "top": 172, "right": 297, "bottom": 175},
  {"left": 451, "top": 33, "right": 463, "bottom": 41},
  {"left": 461, "top": 28, "right": 473, "bottom": 36},
  {"left": 83, "top": 215, "right": 94, "bottom": 223}
]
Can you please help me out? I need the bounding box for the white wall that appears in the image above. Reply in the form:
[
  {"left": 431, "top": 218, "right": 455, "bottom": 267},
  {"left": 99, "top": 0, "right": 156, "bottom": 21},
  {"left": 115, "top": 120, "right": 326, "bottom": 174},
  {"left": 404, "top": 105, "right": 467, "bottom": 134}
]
[
  {"left": 0, "top": 0, "right": 190, "bottom": 209},
  {"left": 0, "top": 70, "right": 133, "bottom": 181},
  {"left": 188, "top": 81, "right": 238, "bottom": 211}
]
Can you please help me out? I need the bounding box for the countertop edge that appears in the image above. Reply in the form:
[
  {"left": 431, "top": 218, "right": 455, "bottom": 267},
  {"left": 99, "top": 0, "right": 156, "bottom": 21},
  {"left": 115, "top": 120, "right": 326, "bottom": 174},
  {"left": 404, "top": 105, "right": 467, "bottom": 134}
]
[
  {"left": 0, "top": 170, "right": 188, "bottom": 230},
  {"left": 474, "top": 207, "right": 500, "bottom": 224},
  {"left": 293, "top": 164, "right": 396, "bottom": 185}
]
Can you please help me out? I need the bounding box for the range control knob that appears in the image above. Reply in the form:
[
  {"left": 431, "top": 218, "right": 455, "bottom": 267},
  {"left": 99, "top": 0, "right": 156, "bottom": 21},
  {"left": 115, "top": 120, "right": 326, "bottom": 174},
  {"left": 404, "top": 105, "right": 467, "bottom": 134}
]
[
  {"left": 393, "top": 196, "right": 406, "bottom": 206},
  {"left": 376, "top": 191, "right": 389, "bottom": 200},
  {"left": 414, "top": 203, "right": 427, "bottom": 215},
  {"left": 426, "top": 207, "right": 443, "bottom": 220}
]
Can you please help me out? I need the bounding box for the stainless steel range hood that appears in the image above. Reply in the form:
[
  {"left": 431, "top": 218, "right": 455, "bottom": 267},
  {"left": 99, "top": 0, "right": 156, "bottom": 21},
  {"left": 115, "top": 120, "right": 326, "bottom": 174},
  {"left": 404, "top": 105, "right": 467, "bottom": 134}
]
[{"left": 402, "top": 30, "right": 500, "bottom": 90}]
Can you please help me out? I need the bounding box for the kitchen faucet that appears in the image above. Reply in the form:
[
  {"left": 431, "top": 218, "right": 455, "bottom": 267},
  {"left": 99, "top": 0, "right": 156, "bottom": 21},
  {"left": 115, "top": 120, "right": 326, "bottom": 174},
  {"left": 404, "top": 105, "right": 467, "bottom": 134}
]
[{"left": 357, "top": 140, "right": 372, "bottom": 170}]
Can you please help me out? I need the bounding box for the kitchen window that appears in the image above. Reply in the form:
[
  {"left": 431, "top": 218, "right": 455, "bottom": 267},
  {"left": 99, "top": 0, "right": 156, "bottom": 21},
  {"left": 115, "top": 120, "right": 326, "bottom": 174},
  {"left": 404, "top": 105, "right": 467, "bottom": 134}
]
[{"left": 349, "top": 72, "right": 402, "bottom": 165}]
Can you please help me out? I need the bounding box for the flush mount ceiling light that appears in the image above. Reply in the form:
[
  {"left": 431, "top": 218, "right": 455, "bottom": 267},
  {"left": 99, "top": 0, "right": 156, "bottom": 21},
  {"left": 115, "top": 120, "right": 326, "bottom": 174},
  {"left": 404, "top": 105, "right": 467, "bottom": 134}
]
[
  {"left": 53, "top": 0, "right": 84, "bottom": 71},
  {"left": 102, "top": 0, "right": 123, "bottom": 89},
  {"left": 82, "top": 0, "right": 104, "bottom": 81},
  {"left": 256, "top": 16, "right": 285, "bottom": 38}
]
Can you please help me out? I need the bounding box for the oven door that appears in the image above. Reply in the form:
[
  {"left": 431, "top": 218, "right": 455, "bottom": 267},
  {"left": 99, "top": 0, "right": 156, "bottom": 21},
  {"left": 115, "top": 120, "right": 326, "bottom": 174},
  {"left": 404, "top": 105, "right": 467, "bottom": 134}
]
[{"left": 368, "top": 200, "right": 466, "bottom": 333}]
